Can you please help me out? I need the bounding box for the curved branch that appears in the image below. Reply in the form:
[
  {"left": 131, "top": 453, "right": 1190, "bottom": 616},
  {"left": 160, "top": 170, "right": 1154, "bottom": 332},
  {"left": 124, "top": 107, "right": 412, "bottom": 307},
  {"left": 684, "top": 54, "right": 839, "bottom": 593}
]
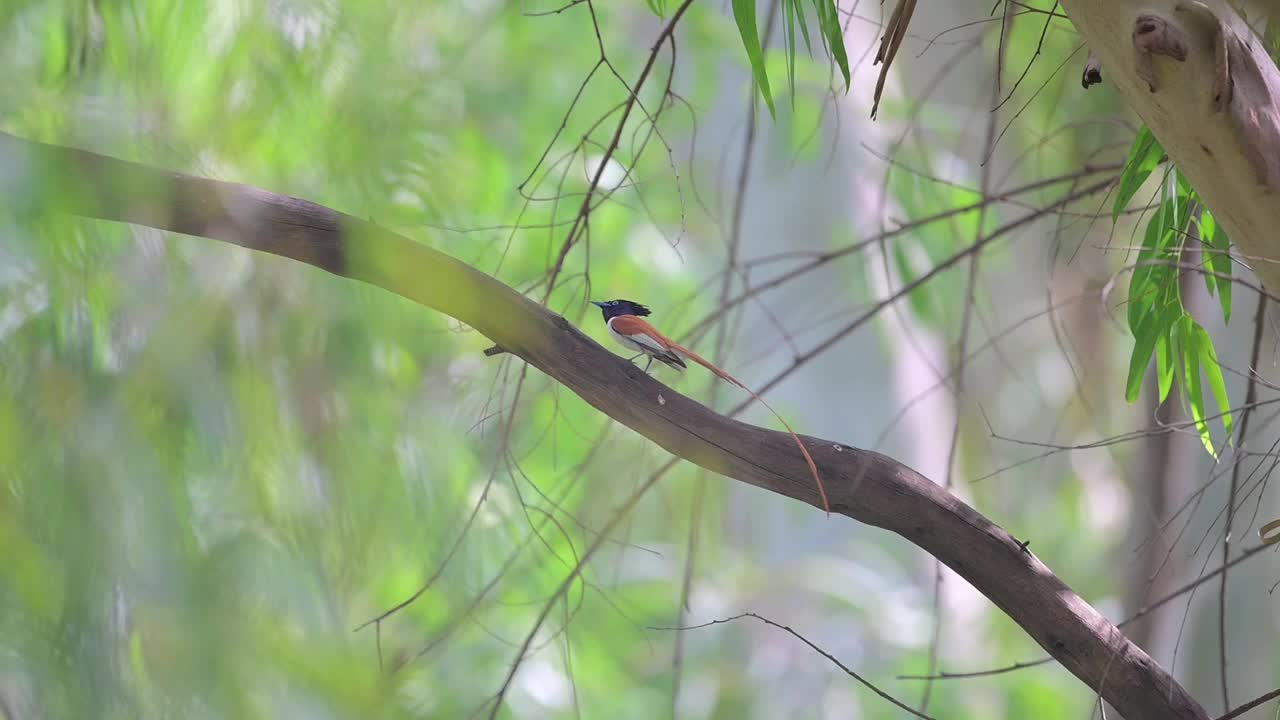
[{"left": 0, "top": 131, "right": 1209, "bottom": 720}]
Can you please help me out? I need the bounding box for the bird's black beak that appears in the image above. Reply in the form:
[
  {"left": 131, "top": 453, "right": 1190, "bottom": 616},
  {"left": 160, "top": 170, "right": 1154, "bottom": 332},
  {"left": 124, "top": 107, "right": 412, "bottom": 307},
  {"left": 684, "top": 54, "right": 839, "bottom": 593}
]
[{"left": 590, "top": 301, "right": 605, "bottom": 308}]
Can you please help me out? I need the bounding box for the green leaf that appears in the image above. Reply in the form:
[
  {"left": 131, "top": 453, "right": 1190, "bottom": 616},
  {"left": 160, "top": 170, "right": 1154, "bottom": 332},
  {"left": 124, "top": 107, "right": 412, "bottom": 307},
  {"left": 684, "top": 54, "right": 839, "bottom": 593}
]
[
  {"left": 1199, "top": 208, "right": 1217, "bottom": 297},
  {"left": 783, "top": 0, "right": 795, "bottom": 105},
  {"left": 1155, "top": 331, "right": 1174, "bottom": 404},
  {"left": 1200, "top": 209, "right": 1233, "bottom": 323},
  {"left": 793, "top": 0, "right": 814, "bottom": 53},
  {"left": 1179, "top": 317, "right": 1216, "bottom": 457},
  {"left": 1128, "top": 199, "right": 1172, "bottom": 331},
  {"left": 1127, "top": 176, "right": 1192, "bottom": 332},
  {"left": 811, "top": 0, "right": 850, "bottom": 90},
  {"left": 732, "top": 0, "right": 776, "bottom": 117},
  {"left": 1176, "top": 168, "right": 1193, "bottom": 196},
  {"left": 644, "top": 0, "right": 667, "bottom": 16},
  {"left": 1113, "top": 128, "right": 1163, "bottom": 220},
  {"left": 1125, "top": 309, "right": 1163, "bottom": 403},
  {"left": 1191, "top": 321, "right": 1235, "bottom": 442},
  {"left": 794, "top": 0, "right": 814, "bottom": 54}
]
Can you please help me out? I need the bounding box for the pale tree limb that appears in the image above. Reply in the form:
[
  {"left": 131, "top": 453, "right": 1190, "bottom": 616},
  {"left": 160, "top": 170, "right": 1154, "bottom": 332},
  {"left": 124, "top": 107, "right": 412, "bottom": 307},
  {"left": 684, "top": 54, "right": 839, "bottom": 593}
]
[
  {"left": 0, "top": 132, "right": 1209, "bottom": 719},
  {"left": 1057, "top": 0, "right": 1280, "bottom": 293}
]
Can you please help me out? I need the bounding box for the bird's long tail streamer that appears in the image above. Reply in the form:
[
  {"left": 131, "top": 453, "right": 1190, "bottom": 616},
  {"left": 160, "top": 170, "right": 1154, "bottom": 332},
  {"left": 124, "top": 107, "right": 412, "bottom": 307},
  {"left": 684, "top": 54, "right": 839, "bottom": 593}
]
[{"left": 667, "top": 340, "right": 830, "bottom": 514}]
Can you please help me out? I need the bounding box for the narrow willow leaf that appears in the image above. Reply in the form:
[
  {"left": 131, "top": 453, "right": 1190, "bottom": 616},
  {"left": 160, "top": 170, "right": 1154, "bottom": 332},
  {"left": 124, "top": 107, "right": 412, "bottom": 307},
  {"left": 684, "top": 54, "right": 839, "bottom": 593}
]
[
  {"left": 732, "top": 0, "right": 776, "bottom": 116},
  {"left": 1128, "top": 180, "right": 1191, "bottom": 333},
  {"left": 1199, "top": 208, "right": 1217, "bottom": 297},
  {"left": 783, "top": 0, "right": 797, "bottom": 109},
  {"left": 1202, "top": 209, "right": 1233, "bottom": 323},
  {"left": 794, "top": 0, "right": 813, "bottom": 54},
  {"left": 1113, "top": 128, "right": 1163, "bottom": 220},
  {"left": 1180, "top": 317, "right": 1216, "bottom": 457},
  {"left": 1163, "top": 168, "right": 1192, "bottom": 242},
  {"left": 1176, "top": 169, "right": 1193, "bottom": 196},
  {"left": 1125, "top": 310, "right": 1162, "bottom": 403},
  {"left": 1128, "top": 199, "right": 1170, "bottom": 331},
  {"left": 1193, "top": 322, "right": 1235, "bottom": 441},
  {"left": 812, "top": 0, "right": 850, "bottom": 89},
  {"left": 1155, "top": 332, "right": 1174, "bottom": 404}
]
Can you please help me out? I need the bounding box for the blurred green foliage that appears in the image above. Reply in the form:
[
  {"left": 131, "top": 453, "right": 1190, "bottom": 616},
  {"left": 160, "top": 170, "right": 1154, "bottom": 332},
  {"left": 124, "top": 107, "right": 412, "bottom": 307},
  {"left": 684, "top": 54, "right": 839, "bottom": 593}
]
[{"left": 0, "top": 1, "right": 1217, "bottom": 719}]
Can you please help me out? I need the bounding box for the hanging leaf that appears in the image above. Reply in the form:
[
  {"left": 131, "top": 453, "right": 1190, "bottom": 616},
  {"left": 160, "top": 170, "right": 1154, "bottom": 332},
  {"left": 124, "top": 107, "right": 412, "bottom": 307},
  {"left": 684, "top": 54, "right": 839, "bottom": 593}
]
[
  {"left": 1125, "top": 310, "right": 1163, "bottom": 404},
  {"left": 783, "top": 0, "right": 796, "bottom": 107},
  {"left": 1190, "top": 319, "right": 1234, "bottom": 441},
  {"left": 811, "top": 0, "right": 850, "bottom": 90},
  {"left": 1118, "top": 139, "right": 1237, "bottom": 459},
  {"left": 1155, "top": 331, "right": 1174, "bottom": 403},
  {"left": 1178, "top": 317, "right": 1216, "bottom": 456},
  {"left": 1199, "top": 208, "right": 1233, "bottom": 323},
  {"left": 1125, "top": 303, "right": 1180, "bottom": 404},
  {"left": 1113, "top": 128, "right": 1163, "bottom": 220},
  {"left": 732, "top": 0, "right": 776, "bottom": 117},
  {"left": 1128, "top": 197, "right": 1177, "bottom": 331},
  {"left": 793, "top": 0, "right": 813, "bottom": 55}
]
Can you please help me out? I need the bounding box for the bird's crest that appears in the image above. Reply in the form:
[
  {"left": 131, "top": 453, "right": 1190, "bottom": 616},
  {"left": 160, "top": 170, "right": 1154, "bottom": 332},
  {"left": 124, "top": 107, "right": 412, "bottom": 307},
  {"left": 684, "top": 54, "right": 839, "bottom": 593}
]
[{"left": 591, "top": 299, "right": 651, "bottom": 319}]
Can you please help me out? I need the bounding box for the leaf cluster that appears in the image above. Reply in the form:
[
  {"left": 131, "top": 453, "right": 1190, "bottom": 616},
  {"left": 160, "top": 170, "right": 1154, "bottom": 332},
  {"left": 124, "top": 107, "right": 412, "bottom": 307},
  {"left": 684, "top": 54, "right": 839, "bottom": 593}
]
[
  {"left": 720, "top": 0, "right": 849, "bottom": 116},
  {"left": 1116, "top": 129, "right": 1234, "bottom": 455}
]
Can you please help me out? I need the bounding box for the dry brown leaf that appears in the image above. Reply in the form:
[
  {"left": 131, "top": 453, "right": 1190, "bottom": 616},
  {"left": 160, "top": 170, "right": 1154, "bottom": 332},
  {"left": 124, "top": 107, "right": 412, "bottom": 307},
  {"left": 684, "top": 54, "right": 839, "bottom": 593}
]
[{"left": 871, "top": 0, "right": 916, "bottom": 119}]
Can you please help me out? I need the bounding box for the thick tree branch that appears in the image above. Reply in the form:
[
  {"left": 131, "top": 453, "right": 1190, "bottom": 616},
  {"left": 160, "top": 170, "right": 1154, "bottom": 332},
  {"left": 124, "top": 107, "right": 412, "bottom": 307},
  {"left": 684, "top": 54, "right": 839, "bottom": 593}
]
[
  {"left": 1058, "top": 0, "right": 1280, "bottom": 294},
  {"left": 0, "top": 131, "right": 1208, "bottom": 719}
]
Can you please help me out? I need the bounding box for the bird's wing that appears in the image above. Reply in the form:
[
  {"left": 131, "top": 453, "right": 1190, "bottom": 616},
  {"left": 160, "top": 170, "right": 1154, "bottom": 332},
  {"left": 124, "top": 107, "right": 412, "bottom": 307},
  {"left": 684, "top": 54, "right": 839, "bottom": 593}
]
[{"left": 608, "top": 315, "right": 673, "bottom": 353}]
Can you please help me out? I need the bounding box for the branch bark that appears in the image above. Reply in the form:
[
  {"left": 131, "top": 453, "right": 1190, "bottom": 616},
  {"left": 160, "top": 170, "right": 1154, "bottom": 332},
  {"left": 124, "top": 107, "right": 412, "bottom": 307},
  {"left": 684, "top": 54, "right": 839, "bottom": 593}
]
[
  {"left": 1059, "top": 0, "right": 1280, "bottom": 293},
  {"left": 0, "top": 132, "right": 1208, "bottom": 719}
]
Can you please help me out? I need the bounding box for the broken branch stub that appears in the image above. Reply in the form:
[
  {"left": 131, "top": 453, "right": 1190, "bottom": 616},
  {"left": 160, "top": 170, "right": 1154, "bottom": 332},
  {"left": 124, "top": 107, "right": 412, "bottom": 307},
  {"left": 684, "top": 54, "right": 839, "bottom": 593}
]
[
  {"left": 1133, "top": 13, "right": 1189, "bottom": 92},
  {"left": 1082, "top": 50, "right": 1103, "bottom": 88}
]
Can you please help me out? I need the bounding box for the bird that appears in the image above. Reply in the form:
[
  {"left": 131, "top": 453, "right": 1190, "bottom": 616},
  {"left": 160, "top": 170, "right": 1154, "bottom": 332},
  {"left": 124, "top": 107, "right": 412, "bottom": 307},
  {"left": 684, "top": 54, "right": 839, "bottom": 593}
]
[
  {"left": 590, "top": 298, "right": 830, "bottom": 513},
  {"left": 591, "top": 299, "right": 695, "bottom": 375}
]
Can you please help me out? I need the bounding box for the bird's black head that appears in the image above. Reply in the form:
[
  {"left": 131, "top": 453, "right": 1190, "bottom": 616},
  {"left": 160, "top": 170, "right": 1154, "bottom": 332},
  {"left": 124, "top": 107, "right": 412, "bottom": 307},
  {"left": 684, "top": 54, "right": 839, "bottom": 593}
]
[{"left": 591, "top": 299, "right": 652, "bottom": 321}]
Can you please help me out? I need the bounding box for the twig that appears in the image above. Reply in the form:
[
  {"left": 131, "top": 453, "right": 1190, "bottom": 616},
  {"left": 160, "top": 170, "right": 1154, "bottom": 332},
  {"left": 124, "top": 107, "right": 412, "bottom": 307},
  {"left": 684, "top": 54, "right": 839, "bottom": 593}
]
[
  {"left": 1216, "top": 687, "right": 1280, "bottom": 720},
  {"left": 542, "top": 0, "right": 697, "bottom": 299},
  {"left": 654, "top": 613, "right": 937, "bottom": 720},
  {"left": 1218, "top": 295, "right": 1267, "bottom": 709}
]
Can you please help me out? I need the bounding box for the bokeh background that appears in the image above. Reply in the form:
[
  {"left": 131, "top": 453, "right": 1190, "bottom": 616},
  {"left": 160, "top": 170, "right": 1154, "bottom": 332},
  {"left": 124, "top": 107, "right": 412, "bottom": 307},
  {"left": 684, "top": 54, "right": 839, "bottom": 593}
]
[{"left": 2, "top": 1, "right": 1278, "bottom": 718}]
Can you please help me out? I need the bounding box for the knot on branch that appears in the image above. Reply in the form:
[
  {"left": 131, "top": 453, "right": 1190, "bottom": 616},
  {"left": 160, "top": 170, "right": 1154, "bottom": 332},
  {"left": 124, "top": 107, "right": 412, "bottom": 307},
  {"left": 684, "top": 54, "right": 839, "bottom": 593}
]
[
  {"left": 1133, "top": 14, "right": 1189, "bottom": 92},
  {"left": 1175, "top": 1, "right": 1233, "bottom": 112},
  {"left": 1172, "top": 1, "right": 1280, "bottom": 191}
]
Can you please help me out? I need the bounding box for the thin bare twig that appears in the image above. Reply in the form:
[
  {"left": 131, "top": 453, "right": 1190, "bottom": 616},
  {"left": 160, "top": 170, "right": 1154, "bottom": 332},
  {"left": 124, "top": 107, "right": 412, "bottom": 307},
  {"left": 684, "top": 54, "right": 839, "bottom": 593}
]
[
  {"left": 542, "top": 0, "right": 697, "bottom": 300},
  {"left": 1216, "top": 687, "right": 1280, "bottom": 720},
  {"left": 654, "top": 612, "right": 937, "bottom": 720},
  {"left": 1218, "top": 295, "right": 1267, "bottom": 710}
]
